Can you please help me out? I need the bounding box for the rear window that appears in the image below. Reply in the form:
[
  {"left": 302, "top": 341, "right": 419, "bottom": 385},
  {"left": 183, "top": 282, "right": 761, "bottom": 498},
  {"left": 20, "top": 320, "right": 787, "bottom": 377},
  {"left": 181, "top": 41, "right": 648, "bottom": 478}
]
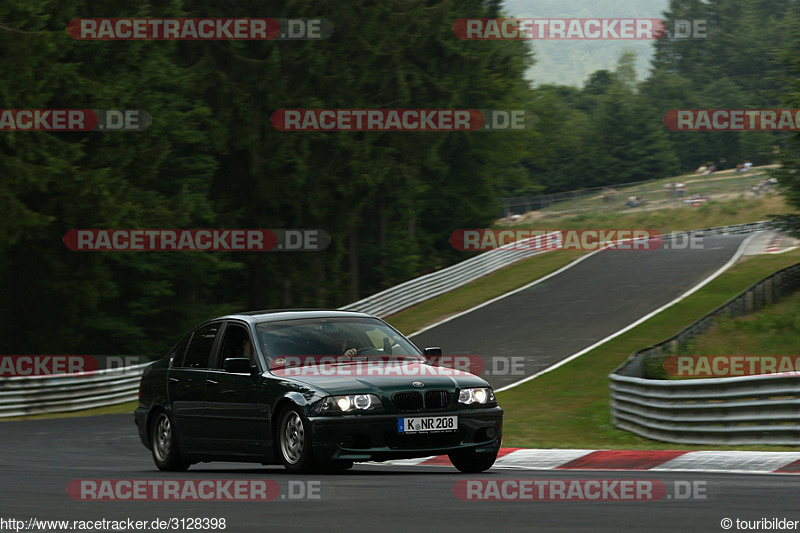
[{"left": 178, "top": 323, "right": 220, "bottom": 368}]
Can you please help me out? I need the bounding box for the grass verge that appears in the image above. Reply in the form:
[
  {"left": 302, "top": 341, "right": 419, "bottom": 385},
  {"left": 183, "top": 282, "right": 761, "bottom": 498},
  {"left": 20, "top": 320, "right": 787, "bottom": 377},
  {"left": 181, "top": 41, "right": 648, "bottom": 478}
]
[
  {"left": 678, "top": 291, "right": 800, "bottom": 358},
  {"left": 6, "top": 194, "right": 795, "bottom": 433},
  {"left": 497, "top": 248, "right": 800, "bottom": 451},
  {"left": 386, "top": 250, "right": 585, "bottom": 335},
  {"left": 389, "top": 195, "right": 789, "bottom": 337},
  {"left": 505, "top": 195, "right": 789, "bottom": 233}
]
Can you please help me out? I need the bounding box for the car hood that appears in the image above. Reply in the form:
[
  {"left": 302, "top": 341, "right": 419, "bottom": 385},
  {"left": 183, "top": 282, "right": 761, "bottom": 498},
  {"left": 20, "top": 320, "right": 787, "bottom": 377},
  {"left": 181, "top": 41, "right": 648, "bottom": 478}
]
[{"left": 271, "top": 361, "right": 489, "bottom": 396}]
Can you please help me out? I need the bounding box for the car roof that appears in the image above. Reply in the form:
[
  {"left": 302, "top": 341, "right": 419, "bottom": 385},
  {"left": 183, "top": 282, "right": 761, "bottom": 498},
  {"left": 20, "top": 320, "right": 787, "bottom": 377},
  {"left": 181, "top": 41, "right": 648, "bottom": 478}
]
[{"left": 215, "top": 309, "right": 376, "bottom": 325}]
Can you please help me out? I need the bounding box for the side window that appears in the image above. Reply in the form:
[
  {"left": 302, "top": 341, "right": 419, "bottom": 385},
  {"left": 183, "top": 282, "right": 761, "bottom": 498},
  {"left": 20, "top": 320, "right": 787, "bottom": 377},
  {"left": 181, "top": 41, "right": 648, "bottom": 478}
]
[
  {"left": 180, "top": 323, "right": 220, "bottom": 369},
  {"left": 169, "top": 334, "right": 191, "bottom": 367},
  {"left": 216, "top": 324, "right": 255, "bottom": 369}
]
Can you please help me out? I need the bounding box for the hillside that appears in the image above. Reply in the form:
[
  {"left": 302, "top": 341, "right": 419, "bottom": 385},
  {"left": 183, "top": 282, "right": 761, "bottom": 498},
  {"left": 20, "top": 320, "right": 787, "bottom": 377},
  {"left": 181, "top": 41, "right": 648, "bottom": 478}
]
[{"left": 503, "top": 0, "right": 670, "bottom": 86}]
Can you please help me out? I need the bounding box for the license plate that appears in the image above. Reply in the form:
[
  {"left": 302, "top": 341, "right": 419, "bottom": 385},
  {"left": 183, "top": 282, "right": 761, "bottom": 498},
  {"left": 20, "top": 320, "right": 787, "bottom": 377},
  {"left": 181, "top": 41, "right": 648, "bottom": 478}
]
[{"left": 397, "top": 415, "right": 458, "bottom": 433}]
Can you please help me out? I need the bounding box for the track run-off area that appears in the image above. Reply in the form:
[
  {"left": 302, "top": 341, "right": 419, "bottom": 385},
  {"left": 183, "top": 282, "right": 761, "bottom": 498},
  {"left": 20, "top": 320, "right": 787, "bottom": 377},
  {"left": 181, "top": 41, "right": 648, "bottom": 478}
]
[{"left": 2, "top": 233, "right": 798, "bottom": 532}]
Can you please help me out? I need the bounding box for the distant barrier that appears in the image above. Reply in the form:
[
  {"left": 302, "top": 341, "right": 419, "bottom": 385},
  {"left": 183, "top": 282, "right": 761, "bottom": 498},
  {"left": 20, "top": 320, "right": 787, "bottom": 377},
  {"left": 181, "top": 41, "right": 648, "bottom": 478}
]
[
  {"left": 338, "top": 233, "right": 560, "bottom": 317},
  {"left": 610, "top": 260, "right": 800, "bottom": 445},
  {"left": 501, "top": 166, "right": 777, "bottom": 218},
  {"left": 0, "top": 221, "right": 777, "bottom": 419},
  {"left": 0, "top": 364, "right": 148, "bottom": 418},
  {"left": 342, "top": 221, "right": 773, "bottom": 318}
]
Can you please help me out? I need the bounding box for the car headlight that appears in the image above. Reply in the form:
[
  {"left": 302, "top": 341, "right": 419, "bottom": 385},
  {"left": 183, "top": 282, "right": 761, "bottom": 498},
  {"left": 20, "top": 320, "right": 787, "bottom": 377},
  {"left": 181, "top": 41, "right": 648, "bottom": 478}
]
[
  {"left": 313, "top": 394, "right": 382, "bottom": 413},
  {"left": 458, "top": 387, "right": 495, "bottom": 405}
]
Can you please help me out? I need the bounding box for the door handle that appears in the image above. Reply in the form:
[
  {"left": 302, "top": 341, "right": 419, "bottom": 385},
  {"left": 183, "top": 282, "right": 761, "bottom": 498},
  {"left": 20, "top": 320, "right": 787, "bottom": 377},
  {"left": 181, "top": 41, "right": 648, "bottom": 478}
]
[
  {"left": 168, "top": 377, "right": 179, "bottom": 383},
  {"left": 206, "top": 379, "right": 219, "bottom": 385}
]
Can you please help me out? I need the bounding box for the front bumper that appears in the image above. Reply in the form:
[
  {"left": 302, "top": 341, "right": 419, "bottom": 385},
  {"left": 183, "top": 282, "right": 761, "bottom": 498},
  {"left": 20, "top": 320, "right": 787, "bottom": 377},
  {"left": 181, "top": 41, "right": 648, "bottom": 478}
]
[{"left": 309, "top": 406, "right": 503, "bottom": 462}]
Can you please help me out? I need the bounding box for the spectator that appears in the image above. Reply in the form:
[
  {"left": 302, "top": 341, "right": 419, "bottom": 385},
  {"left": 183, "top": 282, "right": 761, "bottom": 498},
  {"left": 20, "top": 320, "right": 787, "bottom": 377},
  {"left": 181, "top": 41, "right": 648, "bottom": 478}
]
[{"left": 684, "top": 193, "right": 708, "bottom": 207}]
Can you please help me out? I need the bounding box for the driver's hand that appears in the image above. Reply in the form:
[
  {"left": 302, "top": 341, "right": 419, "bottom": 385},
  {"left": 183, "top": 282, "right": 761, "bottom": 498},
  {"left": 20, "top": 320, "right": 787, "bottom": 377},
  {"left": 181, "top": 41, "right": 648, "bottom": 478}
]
[{"left": 343, "top": 348, "right": 358, "bottom": 356}]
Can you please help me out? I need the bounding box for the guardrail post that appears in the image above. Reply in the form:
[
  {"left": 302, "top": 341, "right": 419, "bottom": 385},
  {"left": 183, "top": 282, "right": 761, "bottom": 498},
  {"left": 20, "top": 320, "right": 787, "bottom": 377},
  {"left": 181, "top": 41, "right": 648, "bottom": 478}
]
[{"left": 609, "top": 258, "right": 800, "bottom": 446}]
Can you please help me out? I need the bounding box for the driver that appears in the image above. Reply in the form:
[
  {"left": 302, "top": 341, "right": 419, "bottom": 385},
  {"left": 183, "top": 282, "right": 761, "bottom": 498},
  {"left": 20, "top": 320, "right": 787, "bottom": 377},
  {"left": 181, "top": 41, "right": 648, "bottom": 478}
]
[{"left": 331, "top": 332, "right": 358, "bottom": 357}]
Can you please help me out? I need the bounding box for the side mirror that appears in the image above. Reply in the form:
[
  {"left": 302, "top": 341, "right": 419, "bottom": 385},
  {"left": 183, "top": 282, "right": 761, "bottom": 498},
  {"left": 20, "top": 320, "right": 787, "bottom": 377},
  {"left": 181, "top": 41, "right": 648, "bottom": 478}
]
[
  {"left": 423, "top": 347, "right": 442, "bottom": 357},
  {"left": 223, "top": 357, "right": 255, "bottom": 374}
]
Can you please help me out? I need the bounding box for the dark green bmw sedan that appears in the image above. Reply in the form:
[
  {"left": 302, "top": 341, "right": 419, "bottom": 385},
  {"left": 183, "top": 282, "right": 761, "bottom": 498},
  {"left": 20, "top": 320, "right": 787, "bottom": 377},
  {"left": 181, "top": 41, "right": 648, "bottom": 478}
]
[{"left": 135, "top": 310, "right": 503, "bottom": 473}]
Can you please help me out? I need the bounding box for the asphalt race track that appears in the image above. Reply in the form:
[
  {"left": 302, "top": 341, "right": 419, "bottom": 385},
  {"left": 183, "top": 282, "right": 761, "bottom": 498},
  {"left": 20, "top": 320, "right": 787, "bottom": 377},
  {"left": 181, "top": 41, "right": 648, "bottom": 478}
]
[
  {"left": 4, "top": 233, "right": 797, "bottom": 533},
  {"left": 1, "top": 415, "right": 799, "bottom": 533},
  {"left": 412, "top": 234, "right": 751, "bottom": 389}
]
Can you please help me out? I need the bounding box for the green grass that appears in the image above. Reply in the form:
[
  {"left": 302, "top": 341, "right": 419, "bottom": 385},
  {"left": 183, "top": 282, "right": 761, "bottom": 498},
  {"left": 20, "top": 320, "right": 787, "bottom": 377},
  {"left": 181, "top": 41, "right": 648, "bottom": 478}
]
[
  {"left": 503, "top": 194, "right": 789, "bottom": 233},
  {"left": 496, "top": 249, "right": 800, "bottom": 451},
  {"left": 1, "top": 400, "right": 138, "bottom": 422},
  {"left": 684, "top": 292, "right": 800, "bottom": 356},
  {"left": 389, "top": 194, "right": 790, "bottom": 337},
  {"left": 386, "top": 250, "right": 586, "bottom": 335},
  {"left": 7, "top": 189, "right": 797, "bottom": 438},
  {"left": 518, "top": 165, "right": 779, "bottom": 216}
]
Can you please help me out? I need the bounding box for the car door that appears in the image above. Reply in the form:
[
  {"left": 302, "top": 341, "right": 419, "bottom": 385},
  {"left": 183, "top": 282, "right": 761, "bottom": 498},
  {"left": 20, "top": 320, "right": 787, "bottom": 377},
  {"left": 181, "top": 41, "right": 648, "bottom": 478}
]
[
  {"left": 166, "top": 322, "right": 221, "bottom": 452},
  {"left": 201, "top": 321, "right": 268, "bottom": 456}
]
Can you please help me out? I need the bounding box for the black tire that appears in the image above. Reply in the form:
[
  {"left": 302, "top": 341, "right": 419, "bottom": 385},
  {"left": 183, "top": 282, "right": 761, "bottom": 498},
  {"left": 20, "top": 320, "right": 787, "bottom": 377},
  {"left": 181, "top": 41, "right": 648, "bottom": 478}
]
[
  {"left": 150, "top": 411, "right": 190, "bottom": 471},
  {"left": 318, "top": 460, "right": 354, "bottom": 473},
  {"left": 448, "top": 448, "right": 498, "bottom": 473},
  {"left": 277, "top": 406, "right": 317, "bottom": 473}
]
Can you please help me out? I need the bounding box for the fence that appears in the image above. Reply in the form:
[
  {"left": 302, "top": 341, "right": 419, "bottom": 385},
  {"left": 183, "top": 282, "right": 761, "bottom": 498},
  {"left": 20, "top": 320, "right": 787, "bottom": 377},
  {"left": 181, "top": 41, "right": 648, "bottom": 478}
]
[
  {"left": 501, "top": 167, "right": 777, "bottom": 219},
  {"left": 338, "top": 232, "right": 562, "bottom": 317},
  {"left": 341, "top": 221, "right": 772, "bottom": 318},
  {"left": 0, "top": 364, "right": 148, "bottom": 418},
  {"left": 0, "top": 221, "right": 777, "bottom": 419},
  {"left": 609, "top": 261, "right": 800, "bottom": 445}
]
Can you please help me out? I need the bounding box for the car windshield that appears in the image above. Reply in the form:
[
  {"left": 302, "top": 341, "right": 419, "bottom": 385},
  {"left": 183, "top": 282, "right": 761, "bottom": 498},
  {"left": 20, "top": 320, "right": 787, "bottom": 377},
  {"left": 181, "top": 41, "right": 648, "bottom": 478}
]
[{"left": 256, "top": 317, "right": 425, "bottom": 370}]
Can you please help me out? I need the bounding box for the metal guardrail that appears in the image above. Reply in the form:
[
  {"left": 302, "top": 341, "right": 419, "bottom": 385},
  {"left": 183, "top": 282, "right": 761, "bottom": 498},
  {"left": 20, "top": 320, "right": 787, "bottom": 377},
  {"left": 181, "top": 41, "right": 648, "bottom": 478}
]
[
  {"left": 611, "top": 374, "right": 800, "bottom": 445},
  {"left": 610, "top": 256, "right": 800, "bottom": 445},
  {"left": 0, "top": 221, "right": 775, "bottom": 419},
  {"left": 339, "top": 231, "right": 562, "bottom": 317},
  {"left": 343, "top": 221, "right": 773, "bottom": 318},
  {"left": 500, "top": 167, "right": 776, "bottom": 218},
  {"left": 0, "top": 363, "right": 148, "bottom": 418}
]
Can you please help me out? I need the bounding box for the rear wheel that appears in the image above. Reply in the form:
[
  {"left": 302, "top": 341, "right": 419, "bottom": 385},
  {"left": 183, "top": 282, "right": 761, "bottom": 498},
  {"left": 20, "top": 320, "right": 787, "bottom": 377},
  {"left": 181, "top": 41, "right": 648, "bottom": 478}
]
[
  {"left": 448, "top": 448, "right": 498, "bottom": 473},
  {"left": 150, "top": 411, "right": 190, "bottom": 471},
  {"left": 319, "top": 460, "right": 353, "bottom": 473}
]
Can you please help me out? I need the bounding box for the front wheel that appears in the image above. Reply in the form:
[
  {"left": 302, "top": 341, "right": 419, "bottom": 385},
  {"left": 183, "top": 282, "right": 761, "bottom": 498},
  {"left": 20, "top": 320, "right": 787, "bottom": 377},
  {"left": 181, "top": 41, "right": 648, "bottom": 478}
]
[
  {"left": 150, "top": 411, "right": 190, "bottom": 471},
  {"left": 277, "top": 406, "right": 317, "bottom": 473},
  {"left": 448, "top": 448, "right": 498, "bottom": 473}
]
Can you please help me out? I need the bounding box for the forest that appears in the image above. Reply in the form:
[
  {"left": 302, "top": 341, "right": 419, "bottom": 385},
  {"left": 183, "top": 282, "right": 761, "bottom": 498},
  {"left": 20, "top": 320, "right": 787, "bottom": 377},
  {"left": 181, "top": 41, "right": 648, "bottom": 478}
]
[{"left": 2, "top": 0, "right": 800, "bottom": 356}]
